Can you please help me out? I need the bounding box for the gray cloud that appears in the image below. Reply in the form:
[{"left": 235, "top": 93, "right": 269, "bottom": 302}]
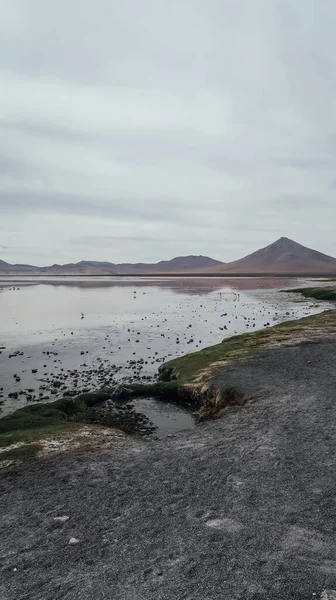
[{"left": 1, "top": 0, "right": 336, "bottom": 264}]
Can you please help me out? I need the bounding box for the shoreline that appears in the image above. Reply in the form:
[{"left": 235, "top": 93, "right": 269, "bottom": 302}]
[
  {"left": 2, "top": 279, "right": 321, "bottom": 417},
  {"left": 1, "top": 286, "right": 335, "bottom": 465}
]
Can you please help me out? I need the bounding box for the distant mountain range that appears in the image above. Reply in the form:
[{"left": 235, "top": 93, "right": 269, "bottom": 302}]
[
  {"left": 0, "top": 255, "right": 223, "bottom": 275},
  {"left": 1, "top": 238, "right": 336, "bottom": 275}
]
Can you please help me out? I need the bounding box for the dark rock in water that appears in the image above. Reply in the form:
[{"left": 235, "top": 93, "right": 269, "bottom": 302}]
[
  {"left": 111, "top": 386, "right": 133, "bottom": 399},
  {"left": 52, "top": 381, "right": 62, "bottom": 388},
  {"left": 8, "top": 392, "right": 19, "bottom": 399},
  {"left": 32, "top": 369, "right": 38, "bottom": 374},
  {"left": 87, "top": 400, "right": 157, "bottom": 437}
]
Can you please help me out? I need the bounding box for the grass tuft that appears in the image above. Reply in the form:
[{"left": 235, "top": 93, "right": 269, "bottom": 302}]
[{"left": 288, "top": 286, "right": 336, "bottom": 302}]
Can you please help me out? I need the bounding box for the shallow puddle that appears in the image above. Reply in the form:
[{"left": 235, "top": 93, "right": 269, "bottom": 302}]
[{"left": 132, "top": 397, "right": 196, "bottom": 438}]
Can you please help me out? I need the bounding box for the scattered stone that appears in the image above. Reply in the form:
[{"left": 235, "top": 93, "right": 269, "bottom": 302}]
[
  {"left": 69, "top": 537, "right": 80, "bottom": 545},
  {"left": 53, "top": 516, "right": 70, "bottom": 523}
]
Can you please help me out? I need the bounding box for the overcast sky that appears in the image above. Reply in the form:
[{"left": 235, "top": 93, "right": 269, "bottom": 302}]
[{"left": 1, "top": 0, "right": 336, "bottom": 265}]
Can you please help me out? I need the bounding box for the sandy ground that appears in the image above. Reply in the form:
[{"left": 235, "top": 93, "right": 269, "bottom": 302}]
[{"left": 0, "top": 339, "right": 335, "bottom": 599}]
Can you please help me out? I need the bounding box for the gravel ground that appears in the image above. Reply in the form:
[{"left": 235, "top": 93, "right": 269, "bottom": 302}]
[{"left": 1, "top": 339, "right": 336, "bottom": 600}]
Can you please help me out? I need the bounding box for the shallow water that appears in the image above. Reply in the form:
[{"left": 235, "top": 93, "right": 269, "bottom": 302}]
[
  {"left": 0, "top": 275, "right": 328, "bottom": 416},
  {"left": 132, "top": 397, "right": 196, "bottom": 438}
]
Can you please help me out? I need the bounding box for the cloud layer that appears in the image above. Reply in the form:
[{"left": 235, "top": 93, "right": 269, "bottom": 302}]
[{"left": 1, "top": 0, "right": 336, "bottom": 264}]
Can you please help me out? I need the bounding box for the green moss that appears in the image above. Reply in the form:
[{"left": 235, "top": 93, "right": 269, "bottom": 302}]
[
  {"left": 0, "top": 382, "right": 181, "bottom": 447},
  {"left": 126, "top": 381, "right": 179, "bottom": 397},
  {"left": 288, "top": 286, "right": 336, "bottom": 302}
]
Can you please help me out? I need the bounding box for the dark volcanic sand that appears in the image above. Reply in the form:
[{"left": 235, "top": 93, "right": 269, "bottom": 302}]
[{"left": 0, "top": 339, "right": 335, "bottom": 599}]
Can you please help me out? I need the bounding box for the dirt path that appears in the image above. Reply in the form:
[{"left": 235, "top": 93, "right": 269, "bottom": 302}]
[{"left": 1, "top": 339, "right": 336, "bottom": 599}]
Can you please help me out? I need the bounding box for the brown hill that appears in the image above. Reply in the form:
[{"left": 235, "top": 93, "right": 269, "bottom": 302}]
[
  {"left": 0, "top": 256, "right": 224, "bottom": 276},
  {"left": 0, "top": 259, "right": 41, "bottom": 274},
  {"left": 212, "top": 237, "right": 336, "bottom": 274},
  {"left": 112, "top": 256, "right": 224, "bottom": 275}
]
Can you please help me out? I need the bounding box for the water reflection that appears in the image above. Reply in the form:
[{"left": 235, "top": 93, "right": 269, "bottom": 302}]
[{"left": 0, "top": 276, "right": 300, "bottom": 295}]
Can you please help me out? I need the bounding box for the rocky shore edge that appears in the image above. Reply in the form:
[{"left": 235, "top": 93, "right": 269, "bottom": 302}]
[{"left": 1, "top": 286, "right": 335, "bottom": 468}]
